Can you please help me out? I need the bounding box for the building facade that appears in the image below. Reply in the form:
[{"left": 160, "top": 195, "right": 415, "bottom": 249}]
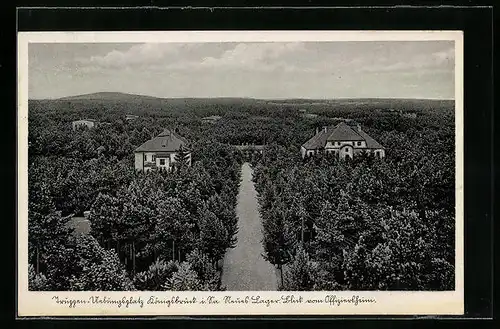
[
  {"left": 134, "top": 129, "right": 191, "bottom": 171},
  {"left": 401, "top": 112, "right": 417, "bottom": 119},
  {"left": 201, "top": 115, "right": 222, "bottom": 124},
  {"left": 301, "top": 121, "right": 386, "bottom": 159},
  {"left": 125, "top": 114, "right": 139, "bottom": 121},
  {"left": 72, "top": 119, "right": 98, "bottom": 130}
]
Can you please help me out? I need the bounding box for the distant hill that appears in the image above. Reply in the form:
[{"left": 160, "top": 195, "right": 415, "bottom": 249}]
[
  {"left": 51, "top": 92, "right": 261, "bottom": 106},
  {"left": 30, "top": 93, "right": 266, "bottom": 118},
  {"left": 57, "top": 92, "right": 165, "bottom": 102}
]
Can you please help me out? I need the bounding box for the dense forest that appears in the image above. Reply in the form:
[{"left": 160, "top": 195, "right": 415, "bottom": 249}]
[
  {"left": 251, "top": 104, "right": 455, "bottom": 291},
  {"left": 27, "top": 94, "right": 455, "bottom": 291}
]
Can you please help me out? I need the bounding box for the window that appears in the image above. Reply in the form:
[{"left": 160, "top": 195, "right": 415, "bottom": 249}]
[
  {"left": 357, "top": 141, "right": 362, "bottom": 146},
  {"left": 159, "top": 159, "right": 165, "bottom": 165},
  {"left": 152, "top": 155, "right": 156, "bottom": 161},
  {"left": 143, "top": 154, "right": 147, "bottom": 161}
]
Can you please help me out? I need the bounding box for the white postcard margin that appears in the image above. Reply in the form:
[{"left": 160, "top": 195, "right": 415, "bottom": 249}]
[{"left": 17, "top": 30, "right": 464, "bottom": 317}]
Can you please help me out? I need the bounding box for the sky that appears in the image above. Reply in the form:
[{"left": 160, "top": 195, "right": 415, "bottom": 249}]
[{"left": 28, "top": 41, "right": 455, "bottom": 100}]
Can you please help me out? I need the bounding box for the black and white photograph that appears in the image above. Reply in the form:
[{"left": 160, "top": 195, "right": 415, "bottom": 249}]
[{"left": 18, "top": 31, "right": 463, "bottom": 316}]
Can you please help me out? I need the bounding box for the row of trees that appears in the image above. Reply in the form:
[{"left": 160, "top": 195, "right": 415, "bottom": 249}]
[{"left": 252, "top": 113, "right": 455, "bottom": 291}]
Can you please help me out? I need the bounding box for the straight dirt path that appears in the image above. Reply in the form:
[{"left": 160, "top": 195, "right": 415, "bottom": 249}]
[{"left": 221, "top": 162, "right": 277, "bottom": 291}]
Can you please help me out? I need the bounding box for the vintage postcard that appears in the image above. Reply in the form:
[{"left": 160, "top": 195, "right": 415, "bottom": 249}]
[{"left": 17, "top": 30, "right": 463, "bottom": 317}]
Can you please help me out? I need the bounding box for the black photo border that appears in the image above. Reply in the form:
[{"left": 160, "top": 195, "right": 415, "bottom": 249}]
[{"left": 6, "top": 3, "right": 495, "bottom": 327}]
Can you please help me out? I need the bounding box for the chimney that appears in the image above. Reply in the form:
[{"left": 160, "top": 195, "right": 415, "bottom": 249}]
[
  {"left": 323, "top": 126, "right": 328, "bottom": 133},
  {"left": 315, "top": 127, "right": 319, "bottom": 135},
  {"left": 357, "top": 123, "right": 362, "bottom": 131},
  {"left": 166, "top": 127, "right": 173, "bottom": 141}
]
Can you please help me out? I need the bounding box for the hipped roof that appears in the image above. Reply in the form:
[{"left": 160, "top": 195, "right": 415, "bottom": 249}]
[
  {"left": 73, "top": 118, "right": 98, "bottom": 123},
  {"left": 202, "top": 115, "right": 222, "bottom": 120},
  {"left": 135, "top": 129, "right": 189, "bottom": 153},
  {"left": 302, "top": 122, "right": 384, "bottom": 150}
]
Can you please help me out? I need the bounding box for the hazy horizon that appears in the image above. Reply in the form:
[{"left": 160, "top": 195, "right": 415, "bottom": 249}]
[
  {"left": 29, "top": 41, "right": 456, "bottom": 100},
  {"left": 29, "top": 91, "right": 455, "bottom": 101}
]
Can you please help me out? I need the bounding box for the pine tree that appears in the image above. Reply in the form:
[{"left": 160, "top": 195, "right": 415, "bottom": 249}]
[
  {"left": 134, "top": 259, "right": 179, "bottom": 291},
  {"left": 261, "top": 201, "right": 294, "bottom": 287},
  {"left": 152, "top": 196, "right": 193, "bottom": 262},
  {"left": 28, "top": 264, "right": 48, "bottom": 291},
  {"left": 164, "top": 262, "right": 203, "bottom": 291},
  {"left": 205, "top": 194, "right": 238, "bottom": 249},
  {"left": 282, "top": 245, "right": 314, "bottom": 291},
  {"left": 197, "top": 208, "right": 229, "bottom": 264},
  {"left": 186, "top": 249, "right": 221, "bottom": 290},
  {"left": 44, "top": 234, "right": 135, "bottom": 291},
  {"left": 88, "top": 192, "right": 121, "bottom": 246},
  {"left": 28, "top": 182, "right": 70, "bottom": 275}
]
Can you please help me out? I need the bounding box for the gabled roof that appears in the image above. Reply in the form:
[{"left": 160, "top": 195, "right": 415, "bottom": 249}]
[
  {"left": 135, "top": 129, "right": 189, "bottom": 153},
  {"left": 302, "top": 122, "right": 384, "bottom": 150}
]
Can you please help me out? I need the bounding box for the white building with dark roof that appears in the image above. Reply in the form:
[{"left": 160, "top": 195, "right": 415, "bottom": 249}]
[
  {"left": 134, "top": 128, "right": 191, "bottom": 171},
  {"left": 301, "top": 121, "right": 385, "bottom": 159},
  {"left": 125, "top": 114, "right": 139, "bottom": 121},
  {"left": 201, "top": 115, "right": 222, "bottom": 124},
  {"left": 72, "top": 119, "right": 98, "bottom": 130}
]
